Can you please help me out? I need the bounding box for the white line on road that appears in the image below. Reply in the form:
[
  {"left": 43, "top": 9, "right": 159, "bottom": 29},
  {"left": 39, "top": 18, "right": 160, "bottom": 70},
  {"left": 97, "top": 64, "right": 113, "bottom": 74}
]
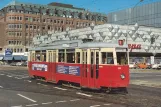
[
  {"left": 11, "top": 105, "right": 22, "bottom": 107},
  {"left": 104, "top": 104, "right": 111, "bottom": 106},
  {"left": 37, "top": 83, "right": 47, "bottom": 86},
  {"left": 26, "top": 104, "right": 38, "bottom": 106},
  {"left": 54, "top": 87, "right": 67, "bottom": 91},
  {"left": 7, "top": 75, "right": 12, "bottom": 77},
  {"left": 17, "top": 94, "right": 37, "bottom": 103},
  {"left": 70, "top": 99, "right": 80, "bottom": 102},
  {"left": 42, "top": 102, "right": 53, "bottom": 105},
  {"left": 55, "top": 100, "right": 67, "bottom": 103},
  {"left": 26, "top": 80, "right": 32, "bottom": 83},
  {"left": 15, "top": 77, "right": 22, "bottom": 79},
  {"left": 0, "top": 74, "right": 4, "bottom": 75},
  {"left": 90, "top": 105, "right": 101, "bottom": 107},
  {"left": 0, "top": 86, "right": 3, "bottom": 88},
  {"left": 76, "top": 92, "right": 92, "bottom": 97}
]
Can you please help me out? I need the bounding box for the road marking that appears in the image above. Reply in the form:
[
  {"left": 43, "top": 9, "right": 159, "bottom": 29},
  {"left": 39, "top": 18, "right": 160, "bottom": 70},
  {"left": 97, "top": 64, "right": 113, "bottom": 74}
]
[
  {"left": 42, "top": 102, "right": 52, "bottom": 105},
  {"left": 55, "top": 100, "right": 67, "bottom": 103},
  {"left": 15, "top": 77, "right": 22, "bottom": 79},
  {"left": 90, "top": 105, "right": 101, "bottom": 107},
  {"left": 26, "top": 104, "right": 38, "bottom": 106},
  {"left": 76, "top": 92, "right": 92, "bottom": 97},
  {"left": 37, "top": 83, "right": 47, "bottom": 86},
  {"left": 54, "top": 87, "right": 67, "bottom": 91},
  {"left": 0, "top": 86, "right": 3, "bottom": 88},
  {"left": 0, "top": 74, "right": 4, "bottom": 75},
  {"left": 17, "top": 94, "right": 37, "bottom": 103},
  {"left": 104, "top": 104, "right": 111, "bottom": 106},
  {"left": 7, "top": 75, "right": 12, "bottom": 77},
  {"left": 11, "top": 105, "right": 22, "bottom": 107},
  {"left": 70, "top": 99, "right": 80, "bottom": 102},
  {"left": 27, "top": 80, "right": 32, "bottom": 83}
]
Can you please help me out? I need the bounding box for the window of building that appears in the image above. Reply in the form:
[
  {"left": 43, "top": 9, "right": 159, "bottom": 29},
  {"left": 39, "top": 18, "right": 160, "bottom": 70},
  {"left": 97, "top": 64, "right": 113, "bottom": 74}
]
[
  {"left": 17, "top": 32, "right": 19, "bottom": 36},
  {"left": 54, "top": 20, "right": 56, "bottom": 23},
  {"left": 17, "top": 48, "right": 19, "bottom": 52},
  {"left": 43, "top": 19, "right": 46, "bottom": 22},
  {"left": 101, "top": 52, "right": 114, "bottom": 64},
  {"left": 30, "top": 25, "right": 33, "bottom": 29},
  {"left": 61, "top": 20, "right": 63, "bottom": 24},
  {"left": 20, "top": 17, "right": 22, "bottom": 20},
  {"left": 42, "top": 26, "right": 45, "bottom": 30},
  {"left": 48, "top": 26, "right": 51, "bottom": 30},
  {"left": 20, "top": 48, "right": 23, "bottom": 52},
  {"left": 25, "top": 17, "right": 29, "bottom": 21},
  {"left": 34, "top": 25, "right": 36, "bottom": 29},
  {"left": 26, "top": 25, "right": 28, "bottom": 29},
  {"left": 14, "top": 48, "right": 16, "bottom": 52}
]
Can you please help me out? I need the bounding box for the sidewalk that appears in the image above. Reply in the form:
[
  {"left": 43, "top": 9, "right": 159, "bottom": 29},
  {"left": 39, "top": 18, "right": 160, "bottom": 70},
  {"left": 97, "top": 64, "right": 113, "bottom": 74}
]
[{"left": 130, "top": 69, "right": 161, "bottom": 73}]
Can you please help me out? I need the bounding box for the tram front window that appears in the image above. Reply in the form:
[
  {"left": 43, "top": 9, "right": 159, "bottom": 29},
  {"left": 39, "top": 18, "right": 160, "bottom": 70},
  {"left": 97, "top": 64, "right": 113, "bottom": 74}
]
[
  {"left": 101, "top": 52, "right": 114, "bottom": 64},
  {"left": 116, "top": 52, "right": 128, "bottom": 65}
]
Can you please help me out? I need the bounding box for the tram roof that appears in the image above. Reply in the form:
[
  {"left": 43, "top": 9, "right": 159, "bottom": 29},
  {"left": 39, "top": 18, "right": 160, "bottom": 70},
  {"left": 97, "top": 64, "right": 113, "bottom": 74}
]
[{"left": 29, "top": 40, "right": 128, "bottom": 51}]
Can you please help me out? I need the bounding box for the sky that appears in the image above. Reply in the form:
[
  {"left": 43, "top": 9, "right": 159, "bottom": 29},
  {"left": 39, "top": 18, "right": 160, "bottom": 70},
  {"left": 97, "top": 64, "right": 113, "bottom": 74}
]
[{"left": 0, "top": 0, "right": 160, "bottom": 14}]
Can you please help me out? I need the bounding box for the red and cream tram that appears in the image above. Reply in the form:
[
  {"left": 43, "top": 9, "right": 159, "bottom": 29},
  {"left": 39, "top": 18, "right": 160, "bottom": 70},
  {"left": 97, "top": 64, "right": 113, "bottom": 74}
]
[{"left": 28, "top": 39, "right": 129, "bottom": 92}]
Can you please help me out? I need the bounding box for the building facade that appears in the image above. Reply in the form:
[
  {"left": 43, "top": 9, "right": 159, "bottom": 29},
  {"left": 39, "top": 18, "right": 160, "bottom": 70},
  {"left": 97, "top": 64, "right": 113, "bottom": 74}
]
[
  {"left": 32, "top": 23, "right": 161, "bottom": 64},
  {"left": 108, "top": 1, "right": 161, "bottom": 28},
  {"left": 0, "top": 1, "right": 107, "bottom": 56}
]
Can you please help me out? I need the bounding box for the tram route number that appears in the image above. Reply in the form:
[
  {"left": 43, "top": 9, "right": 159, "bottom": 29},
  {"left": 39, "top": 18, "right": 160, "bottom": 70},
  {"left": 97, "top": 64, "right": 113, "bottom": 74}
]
[{"left": 57, "top": 65, "right": 80, "bottom": 76}]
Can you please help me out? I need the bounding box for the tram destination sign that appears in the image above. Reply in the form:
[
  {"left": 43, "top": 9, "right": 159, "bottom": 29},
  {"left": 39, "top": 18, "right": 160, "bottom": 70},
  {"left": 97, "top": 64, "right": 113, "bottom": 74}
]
[{"left": 57, "top": 65, "right": 80, "bottom": 76}]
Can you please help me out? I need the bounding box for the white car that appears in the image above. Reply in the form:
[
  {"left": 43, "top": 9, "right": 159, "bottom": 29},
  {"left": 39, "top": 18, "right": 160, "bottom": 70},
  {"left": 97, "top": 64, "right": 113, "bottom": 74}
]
[
  {"left": 129, "top": 62, "right": 136, "bottom": 69},
  {"left": 16, "top": 62, "right": 23, "bottom": 66},
  {"left": 152, "top": 64, "right": 161, "bottom": 69}
]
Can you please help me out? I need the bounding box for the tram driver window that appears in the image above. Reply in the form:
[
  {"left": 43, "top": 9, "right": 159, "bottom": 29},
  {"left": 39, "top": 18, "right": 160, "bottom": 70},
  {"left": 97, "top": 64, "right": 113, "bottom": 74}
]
[{"left": 101, "top": 52, "right": 114, "bottom": 64}]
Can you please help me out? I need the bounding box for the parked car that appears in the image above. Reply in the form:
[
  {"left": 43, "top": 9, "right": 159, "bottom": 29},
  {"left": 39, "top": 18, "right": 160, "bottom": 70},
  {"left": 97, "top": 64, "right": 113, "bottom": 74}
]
[
  {"left": 129, "top": 62, "right": 137, "bottom": 69},
  {"left": 16, "top": 62, "right": 23, "bottom": 66},
  {"left": 137, "top": 63, "right": 148, "bottom": 69},
  {"left": 22, "top": 62, "right": 27, "bottom": 66},
  {"left": 152, "top": 64, "right": 161, "bottom": 69},
  {"left": 10, "top": 62, "right": 17, "bottom": 66}
]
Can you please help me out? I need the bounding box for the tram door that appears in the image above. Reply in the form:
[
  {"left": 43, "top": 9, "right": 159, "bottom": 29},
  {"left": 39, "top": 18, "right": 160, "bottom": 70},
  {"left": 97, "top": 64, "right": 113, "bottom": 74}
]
[
  {"left": 47, "top": 50, "right": 56, "bottom": 81},
  {"left": 90, "top": 49, "right": 99, "bottom": 88},
  {"left": 81, "top": 49, "right": 89, "bottom": 87}
]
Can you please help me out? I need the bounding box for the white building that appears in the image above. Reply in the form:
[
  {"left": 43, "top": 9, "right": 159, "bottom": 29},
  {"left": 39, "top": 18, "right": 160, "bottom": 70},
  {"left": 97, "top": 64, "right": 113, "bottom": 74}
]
[{"left": 32, "top": 23, "right": 161, "bottom": 64}]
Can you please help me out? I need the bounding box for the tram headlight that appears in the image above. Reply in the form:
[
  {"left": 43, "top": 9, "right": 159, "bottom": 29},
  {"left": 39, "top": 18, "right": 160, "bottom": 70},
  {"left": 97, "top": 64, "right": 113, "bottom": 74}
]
[{"left": 120, "top": 74, "right": 125, "bottom": 79}]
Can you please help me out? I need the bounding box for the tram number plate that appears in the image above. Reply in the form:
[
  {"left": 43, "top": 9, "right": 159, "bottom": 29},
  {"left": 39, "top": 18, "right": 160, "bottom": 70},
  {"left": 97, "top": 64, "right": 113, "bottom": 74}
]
[{"left": 57, "top": 65, "right": 80, "bottom": 76}]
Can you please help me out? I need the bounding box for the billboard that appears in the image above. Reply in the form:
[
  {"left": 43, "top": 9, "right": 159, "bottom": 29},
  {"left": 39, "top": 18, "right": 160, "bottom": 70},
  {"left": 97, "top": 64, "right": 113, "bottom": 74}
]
[
  {"left": 57, "top": 65, "right": 80, "bottom": 76},
  {"left": 5, "top": 49, "right": 13, "bottom": 57}
]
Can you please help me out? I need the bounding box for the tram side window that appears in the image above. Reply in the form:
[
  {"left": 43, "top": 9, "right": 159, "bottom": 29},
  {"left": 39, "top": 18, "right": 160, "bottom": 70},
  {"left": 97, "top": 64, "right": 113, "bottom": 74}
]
[
  {"left": 36, "top": 52, "right": 41, "bottom": 61},
  {"left": 66, "top": 49, "right": 75, "bottom": 63},
  {"left": 76, "top": 52, "right": 80, "bottom": 63},
  {"left": 35, "top": 50, "right": 46, "bottom": 62},
  {"left": 41, "top": 51, "right": 46, "bottom": 62},
  {"left": 58, "top": 49, "right": 65, "bottom": 62},
  {"left": 102, "top": 52, "right": 114, "bottom": 64}
]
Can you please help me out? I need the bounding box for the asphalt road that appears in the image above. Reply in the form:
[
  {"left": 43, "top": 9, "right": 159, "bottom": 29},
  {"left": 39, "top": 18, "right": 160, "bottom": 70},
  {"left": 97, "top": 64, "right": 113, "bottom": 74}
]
[
  {"left": 0, "top": 66, "right": 161, "bottom": 107},
  {"left": 130, "top": 69, "right": 161, "bottom": 88}
]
